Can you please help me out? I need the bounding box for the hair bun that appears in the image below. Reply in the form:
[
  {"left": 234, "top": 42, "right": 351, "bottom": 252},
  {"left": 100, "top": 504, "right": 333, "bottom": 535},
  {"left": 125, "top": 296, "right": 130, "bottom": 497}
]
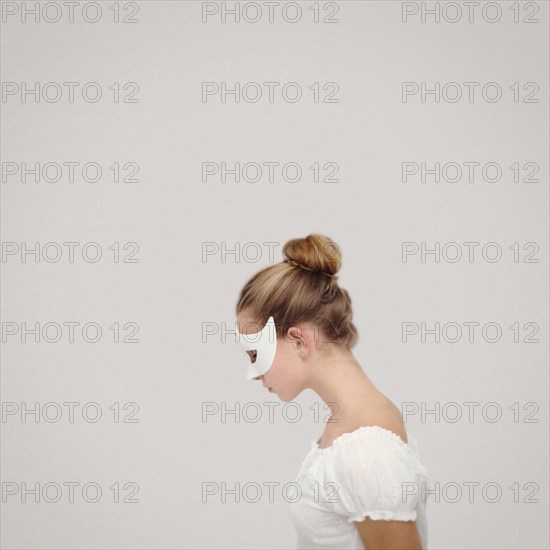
[{"left": 283, "top": 233, "right": 341, "bottom": 276}]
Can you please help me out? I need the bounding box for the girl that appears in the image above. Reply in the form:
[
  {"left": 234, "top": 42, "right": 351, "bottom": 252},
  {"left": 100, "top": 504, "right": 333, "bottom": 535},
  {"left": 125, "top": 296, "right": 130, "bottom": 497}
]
[{"left": 235, "top": 233, "right": 430, "bottom": 549}]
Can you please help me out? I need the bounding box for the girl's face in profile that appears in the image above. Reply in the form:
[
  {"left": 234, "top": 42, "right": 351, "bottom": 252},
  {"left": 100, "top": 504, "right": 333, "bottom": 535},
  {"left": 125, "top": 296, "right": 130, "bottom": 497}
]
[{"left": 236, "top": 311, "right": 307, "bottom": 402}]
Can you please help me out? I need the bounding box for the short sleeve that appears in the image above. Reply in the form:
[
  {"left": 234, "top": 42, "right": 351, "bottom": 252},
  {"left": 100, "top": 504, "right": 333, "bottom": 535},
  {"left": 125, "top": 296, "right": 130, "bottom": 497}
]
[{"left": 320, "top": 428, "right": 428, "bottom": 523}]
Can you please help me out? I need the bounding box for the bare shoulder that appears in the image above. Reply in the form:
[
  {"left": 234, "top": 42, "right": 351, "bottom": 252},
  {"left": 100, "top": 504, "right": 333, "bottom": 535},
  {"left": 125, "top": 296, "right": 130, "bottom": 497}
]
[
  {"left": 364, "top": 406, "right": 409, "bottom": 445},
  {"left": 332, "top": 391, "right": 409, "bottom": 446}
]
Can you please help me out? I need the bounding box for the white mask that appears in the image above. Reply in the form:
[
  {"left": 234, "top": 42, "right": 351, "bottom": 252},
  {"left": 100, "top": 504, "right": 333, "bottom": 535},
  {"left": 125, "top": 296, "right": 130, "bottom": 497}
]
[{"left": 236, "top": 316, "right": 277, "bottom": 380}]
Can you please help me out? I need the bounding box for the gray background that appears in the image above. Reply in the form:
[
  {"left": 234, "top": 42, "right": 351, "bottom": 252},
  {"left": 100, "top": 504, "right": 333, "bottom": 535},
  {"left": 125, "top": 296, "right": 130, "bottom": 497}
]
[{"left": 1, "top": 1, "right": 548, "bottom": 548}]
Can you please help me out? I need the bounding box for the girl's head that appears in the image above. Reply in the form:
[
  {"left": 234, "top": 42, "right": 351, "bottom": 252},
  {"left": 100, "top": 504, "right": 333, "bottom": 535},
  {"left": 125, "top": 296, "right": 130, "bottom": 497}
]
[{"left": 235, "top": 233, "right": 358, "bottom": 402}]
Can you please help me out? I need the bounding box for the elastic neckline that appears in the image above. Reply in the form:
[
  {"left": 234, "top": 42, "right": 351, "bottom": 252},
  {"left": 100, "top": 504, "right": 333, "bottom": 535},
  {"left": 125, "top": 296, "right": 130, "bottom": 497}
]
[{"left": 311, "top": 424, "right": 414, "bottom": 454}]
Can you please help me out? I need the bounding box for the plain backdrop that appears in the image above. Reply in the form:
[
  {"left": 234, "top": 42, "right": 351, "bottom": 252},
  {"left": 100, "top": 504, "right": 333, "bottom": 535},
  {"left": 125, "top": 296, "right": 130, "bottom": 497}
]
[{"left": 1, "top": 1, "right": 548, "bottom": 549}]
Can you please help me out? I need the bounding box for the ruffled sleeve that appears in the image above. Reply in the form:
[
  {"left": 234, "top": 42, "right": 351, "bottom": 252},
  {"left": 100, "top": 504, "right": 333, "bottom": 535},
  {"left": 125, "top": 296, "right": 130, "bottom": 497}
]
[{"left": 319, "top": 426, "right": 428, "bottom": 523}]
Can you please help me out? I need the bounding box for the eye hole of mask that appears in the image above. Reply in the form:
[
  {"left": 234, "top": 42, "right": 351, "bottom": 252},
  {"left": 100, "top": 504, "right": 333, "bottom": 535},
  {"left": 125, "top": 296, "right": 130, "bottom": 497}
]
[{"left": 246, "top": 350, "right": 257, "bottom": 363}]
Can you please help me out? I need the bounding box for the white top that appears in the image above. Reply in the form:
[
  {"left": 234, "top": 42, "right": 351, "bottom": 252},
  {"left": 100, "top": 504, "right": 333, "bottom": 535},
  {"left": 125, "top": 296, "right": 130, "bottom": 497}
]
[{"left": 287, "top": 425, "right": 430, "bottom": 550}]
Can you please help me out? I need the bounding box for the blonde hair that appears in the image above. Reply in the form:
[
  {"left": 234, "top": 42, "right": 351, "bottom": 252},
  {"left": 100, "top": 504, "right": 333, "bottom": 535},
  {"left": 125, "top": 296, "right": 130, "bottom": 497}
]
[{"left": 235, "top": 233, "right": 358, "bottom": 350}]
